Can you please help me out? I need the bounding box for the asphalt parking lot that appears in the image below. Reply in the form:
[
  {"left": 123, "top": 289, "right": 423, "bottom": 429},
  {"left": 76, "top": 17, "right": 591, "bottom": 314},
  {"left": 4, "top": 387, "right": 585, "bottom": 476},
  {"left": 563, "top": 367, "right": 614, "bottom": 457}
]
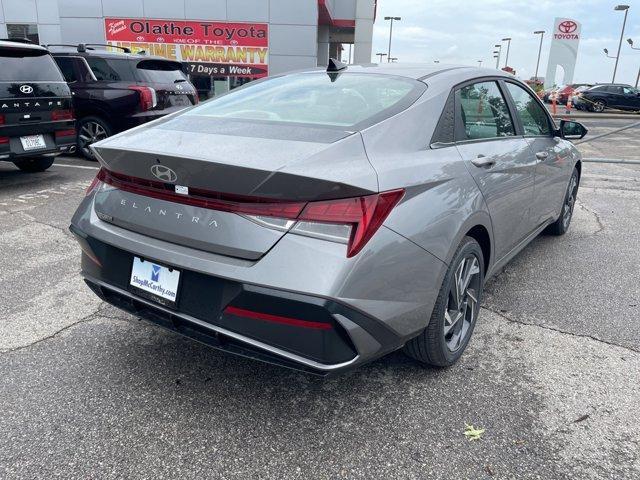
[{"left": 1, "top": 118, "right": 639, "bottom": 479}]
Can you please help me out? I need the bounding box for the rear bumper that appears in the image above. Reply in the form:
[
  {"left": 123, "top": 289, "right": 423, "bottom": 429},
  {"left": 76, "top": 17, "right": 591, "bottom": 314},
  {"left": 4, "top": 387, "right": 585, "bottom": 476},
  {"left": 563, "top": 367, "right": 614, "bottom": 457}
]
[
  {"left": 0, "top": 134, "right": 75, "bottom": 161},
  {"left": 72, "top": 226, "right": 409, "bottom": 375}
]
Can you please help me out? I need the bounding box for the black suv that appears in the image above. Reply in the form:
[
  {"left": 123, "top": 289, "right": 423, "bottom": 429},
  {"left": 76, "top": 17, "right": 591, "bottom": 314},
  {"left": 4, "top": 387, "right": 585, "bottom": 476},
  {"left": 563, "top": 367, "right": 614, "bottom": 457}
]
[
  {"left": 577, "top": 84, "right": 640, "bottom": 113},
  {"left": 50, "top": 44, "right": 197, "bottom": 159},
  {"left": 0, "top": 40, "right": 76, "bottom": 172}
]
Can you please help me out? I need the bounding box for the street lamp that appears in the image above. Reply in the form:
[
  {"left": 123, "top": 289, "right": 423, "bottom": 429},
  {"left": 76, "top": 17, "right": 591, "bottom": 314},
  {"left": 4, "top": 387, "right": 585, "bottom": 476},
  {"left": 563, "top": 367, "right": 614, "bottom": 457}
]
[
  {"left": 478, "top": 60, "right": 483, "bottom": 67},
  {"left": 376, "top": 52, "right": 387, "bottom": 63},
  {"left": 612, "top": 5, "right": 630, "bottom": 83},
  {"left": 434, "top": 59, "right": 440, "bottom": 63},
  {"left": 628, "top": 39, "right": 640, "bottom": 88},
  {"left": 494, "top": 44, "right": 502, "bottom": 68},
  {"left": 502, "top": 37, "right": 512, "bottom": 68},
  {"left": 492, "top": 50, "right": 500, "bottom": 69},
  {"left": 389, "top": 57, "right": 398, "bottom": 63},
  {"left": 384, "top": 16, "right": 401, "bottom": 63},
  {"left": 603, "top": 48, "right": 616, "bottom": 59},
  {"left": 533, "top": 30, "right": 545, "bottom": 81}
]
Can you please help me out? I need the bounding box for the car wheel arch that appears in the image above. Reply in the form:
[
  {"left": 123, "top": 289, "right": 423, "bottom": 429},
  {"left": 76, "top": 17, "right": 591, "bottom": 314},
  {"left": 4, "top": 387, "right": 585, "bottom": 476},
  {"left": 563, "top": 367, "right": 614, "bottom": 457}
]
[{"left": 444, "top": 212, "right": 494, "bottom": 275}]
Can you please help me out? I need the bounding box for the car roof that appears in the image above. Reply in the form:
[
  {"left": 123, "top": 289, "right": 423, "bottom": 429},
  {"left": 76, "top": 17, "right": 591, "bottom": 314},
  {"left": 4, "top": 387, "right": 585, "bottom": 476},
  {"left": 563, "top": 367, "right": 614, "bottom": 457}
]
[
  {"left": 294, "top": 63, "right": 519, "bottom": 82},
  {"left": 0, "top": 39, "right": 48, "bottom": 52}
]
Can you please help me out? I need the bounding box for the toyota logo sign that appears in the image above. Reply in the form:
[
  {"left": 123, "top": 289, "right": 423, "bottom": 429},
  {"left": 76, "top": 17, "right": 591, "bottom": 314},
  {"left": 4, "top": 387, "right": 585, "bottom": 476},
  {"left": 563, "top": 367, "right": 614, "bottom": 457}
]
[
  {"left": 558, "top": 21, "right": 577, "bottom": 34},
  {"left": 19, "top": 85, "right": 34, "bottom": 94},
  {"left": 150, "top": 164, "right": 178, "bottom": 183}
]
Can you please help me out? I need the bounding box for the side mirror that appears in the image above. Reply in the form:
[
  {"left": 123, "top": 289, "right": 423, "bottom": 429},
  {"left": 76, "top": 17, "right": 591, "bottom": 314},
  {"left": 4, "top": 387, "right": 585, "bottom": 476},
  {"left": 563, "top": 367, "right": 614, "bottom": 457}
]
[{"left": 558, "top": 119, "right": 588, "bottom": 140}]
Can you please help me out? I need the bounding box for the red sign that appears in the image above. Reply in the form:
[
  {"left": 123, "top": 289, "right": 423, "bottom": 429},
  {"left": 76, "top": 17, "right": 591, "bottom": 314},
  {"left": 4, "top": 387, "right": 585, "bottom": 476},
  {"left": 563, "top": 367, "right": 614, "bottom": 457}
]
[
  {"left": 104, "top": 18, "right": 269, "bottom": 78},
  {"left": 558, "top": 21, "right": 577, "bottom": 34}
]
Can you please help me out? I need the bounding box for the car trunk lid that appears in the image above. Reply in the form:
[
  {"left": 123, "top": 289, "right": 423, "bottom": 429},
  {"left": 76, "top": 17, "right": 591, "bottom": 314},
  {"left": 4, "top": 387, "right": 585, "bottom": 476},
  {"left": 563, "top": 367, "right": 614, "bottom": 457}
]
[{"left": 91, "top": 116, "right": 377, "bottom": 260}]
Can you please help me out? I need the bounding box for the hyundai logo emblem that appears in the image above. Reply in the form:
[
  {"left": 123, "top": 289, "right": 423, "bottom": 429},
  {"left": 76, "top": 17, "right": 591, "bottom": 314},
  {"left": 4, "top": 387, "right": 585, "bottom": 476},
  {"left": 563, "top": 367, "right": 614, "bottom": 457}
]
[
  {"left": 150, "top": 164, "right": 177, "bottom": 183},
  {"left": 19, "top": 85, "right": 34, "bottom": 94}
]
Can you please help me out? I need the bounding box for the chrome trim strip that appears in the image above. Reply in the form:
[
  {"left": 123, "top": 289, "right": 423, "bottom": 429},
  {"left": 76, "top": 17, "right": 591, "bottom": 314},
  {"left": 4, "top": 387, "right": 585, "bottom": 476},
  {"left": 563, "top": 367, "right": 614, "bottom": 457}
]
[{"left": 84, "top": 275, "right": 360, "bottom": 372}]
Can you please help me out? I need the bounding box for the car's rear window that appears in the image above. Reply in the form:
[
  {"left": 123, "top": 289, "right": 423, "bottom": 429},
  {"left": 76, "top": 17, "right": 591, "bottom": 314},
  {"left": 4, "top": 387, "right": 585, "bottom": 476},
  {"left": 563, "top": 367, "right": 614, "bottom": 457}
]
[
  {"left": 0, "top": 47, "right": 64, "bottom": 82},
  {"left": 134, "top": 59, "right": 188, "bottom": 84},
  {"left": 187, "top": 73, "right": 423, "bottom": 128}
]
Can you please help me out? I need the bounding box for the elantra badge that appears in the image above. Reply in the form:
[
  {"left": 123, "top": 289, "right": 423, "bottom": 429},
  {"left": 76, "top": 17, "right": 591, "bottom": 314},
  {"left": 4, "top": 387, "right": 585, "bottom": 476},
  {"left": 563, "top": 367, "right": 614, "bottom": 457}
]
[
  {"left": 150, "top": 164, "right": 177, "bottom": 183},
  {"left": 19, "top": 85, "right": 34, "bottom": 94}
]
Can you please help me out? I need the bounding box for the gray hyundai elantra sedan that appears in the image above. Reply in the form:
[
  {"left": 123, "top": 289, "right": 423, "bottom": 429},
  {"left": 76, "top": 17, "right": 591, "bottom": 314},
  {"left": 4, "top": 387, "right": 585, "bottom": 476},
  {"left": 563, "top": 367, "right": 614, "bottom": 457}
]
[{"left": 70, "top": 61, "right": 586, "bottom": 374}]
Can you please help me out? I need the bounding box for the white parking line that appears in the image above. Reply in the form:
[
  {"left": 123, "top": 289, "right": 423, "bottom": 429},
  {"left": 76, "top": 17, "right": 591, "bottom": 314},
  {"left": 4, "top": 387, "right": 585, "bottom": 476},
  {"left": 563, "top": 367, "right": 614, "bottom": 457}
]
[{"left": 53, "top": 163, "right": 100, "bottom": 170}]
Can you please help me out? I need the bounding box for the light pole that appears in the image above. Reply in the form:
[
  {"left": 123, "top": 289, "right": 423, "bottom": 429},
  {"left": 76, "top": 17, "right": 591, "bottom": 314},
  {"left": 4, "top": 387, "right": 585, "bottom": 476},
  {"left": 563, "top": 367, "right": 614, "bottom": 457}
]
[
  {"left": 384, "top": 16, "right": 401, "bottom": 63},
  {"left": 494, "top": 44, "right": 502, "bottom": 68},
  {"left": 389, "top": 57, "right": 398, "bottom": 63},
  {"left": 478, "top": 60, "right": 483, "bottom": 67},
  {"left": 628, "top": 38, "right": 640, "bottom": 88},
  {"left": 376, "top": 52, "right": 387, "bottom": 63},
  {"left": 492, "top": 51, "right": 500, "bottom": 69},
  {"left": 502, "top": 37, "right": 512, "bottom": 68},
  {"left": 434, "top": 59, "right": 440, "bottom": 64},
  {"left": 533, "top": 30, "right": 545, "bottom": 81},
  {"left": 612, "top": 5, "right": 630, "bottom": 83}
]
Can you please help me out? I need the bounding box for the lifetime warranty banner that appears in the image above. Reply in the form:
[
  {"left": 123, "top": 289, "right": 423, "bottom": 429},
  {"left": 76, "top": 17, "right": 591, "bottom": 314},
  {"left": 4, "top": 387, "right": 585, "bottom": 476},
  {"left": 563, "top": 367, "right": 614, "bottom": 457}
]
[{"left": 104, "top": 18, "right": 269, "bottom": 78}]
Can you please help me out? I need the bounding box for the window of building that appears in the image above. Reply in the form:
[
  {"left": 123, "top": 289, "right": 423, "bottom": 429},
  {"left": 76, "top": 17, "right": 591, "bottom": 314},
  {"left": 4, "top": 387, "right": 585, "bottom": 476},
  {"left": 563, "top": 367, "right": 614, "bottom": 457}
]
[
  {"left": 457, "top": 81, "right": 515, "bottom": 140},
  {"left": 6, "top": 24, "right": 39, "bottom": 44}
]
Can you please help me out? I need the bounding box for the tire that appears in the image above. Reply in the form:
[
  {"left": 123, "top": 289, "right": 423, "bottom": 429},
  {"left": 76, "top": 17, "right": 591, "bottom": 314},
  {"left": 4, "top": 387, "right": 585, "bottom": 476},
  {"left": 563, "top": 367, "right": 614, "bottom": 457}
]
[
  {"left": 77, "top": 116, "right": 112, "bottom": 161},
  {"left": 545, "top": 168, "right": 579, "bottom": 236},
  {"left": 404, "top": 236, "right": 485, "bottom": 367},
  {"left": 590, "top": 100, "right": 606, "bottom": 113},
  {"left": 13, "top": 157, "right": 55, "bottom": 173}
]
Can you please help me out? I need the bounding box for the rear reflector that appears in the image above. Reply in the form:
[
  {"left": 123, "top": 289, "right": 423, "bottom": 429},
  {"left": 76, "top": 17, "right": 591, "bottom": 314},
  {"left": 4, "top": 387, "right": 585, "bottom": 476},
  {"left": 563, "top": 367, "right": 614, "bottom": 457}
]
[
  {"left": 55, "top": 128, "right": 76, "bottom": 138},
  {"left": 0, "top": 114, "right": 4, "bottom": 125},
  {"left": 224, "top": 305, "right": 332, "bottom": 330},
  {"left": 0, "top": 136, "right": 8, "bottom": 144}
]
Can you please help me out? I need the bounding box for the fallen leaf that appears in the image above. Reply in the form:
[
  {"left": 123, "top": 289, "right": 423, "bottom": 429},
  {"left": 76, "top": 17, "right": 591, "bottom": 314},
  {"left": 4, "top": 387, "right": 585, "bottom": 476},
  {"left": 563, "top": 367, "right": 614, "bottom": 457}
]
[{"left": 464, "top": 423, "right": 485, "bottom": 441}]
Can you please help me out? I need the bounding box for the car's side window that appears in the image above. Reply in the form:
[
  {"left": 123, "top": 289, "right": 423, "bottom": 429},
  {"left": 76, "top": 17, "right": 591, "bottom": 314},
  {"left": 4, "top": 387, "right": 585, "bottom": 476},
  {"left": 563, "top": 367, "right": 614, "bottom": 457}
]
[
  {"left": 505, "top": 82, "right": 551, "bottom": 136},
  {"left": 53, "top": 56, "right": 77, "bottom": 83},
  {"left": 623, "top": 86, "right": 638, "bottom": 95},
  {"left": 457, "top": 81, "right": 515, "bottom": 140}
]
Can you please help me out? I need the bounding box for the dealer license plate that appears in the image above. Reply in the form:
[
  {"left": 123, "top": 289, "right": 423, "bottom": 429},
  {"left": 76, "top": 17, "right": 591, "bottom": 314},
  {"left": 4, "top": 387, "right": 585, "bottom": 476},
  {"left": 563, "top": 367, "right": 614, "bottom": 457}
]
[
  {"left": 129, "top": 257, "right": 180, "bottom": 306},
  {"left": 20, "top": 134, "right": 46, "bottom": 151}
]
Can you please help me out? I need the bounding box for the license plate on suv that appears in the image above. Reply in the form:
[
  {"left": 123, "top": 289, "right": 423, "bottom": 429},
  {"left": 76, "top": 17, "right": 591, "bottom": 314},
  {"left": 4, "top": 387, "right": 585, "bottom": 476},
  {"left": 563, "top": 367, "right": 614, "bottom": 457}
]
[
  {"left": 129, "top": 257, "right": 180, "bottom": 307},
  {"left": 20, "top": 134, "right": 47, "bottom": 151}
]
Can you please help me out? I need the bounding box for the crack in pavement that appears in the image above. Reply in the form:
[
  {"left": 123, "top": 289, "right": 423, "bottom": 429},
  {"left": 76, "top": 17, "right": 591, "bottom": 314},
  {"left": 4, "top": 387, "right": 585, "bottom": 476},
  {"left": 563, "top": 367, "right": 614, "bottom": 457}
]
[
  {"left": 482, "top": 305, "right": 640, "bottom": 355},
  {"left": 0, "top": 303, "right": 135, "bottom": 355},
  {"left": 576, "top": 201, "right": 605, "bottom": 236}
]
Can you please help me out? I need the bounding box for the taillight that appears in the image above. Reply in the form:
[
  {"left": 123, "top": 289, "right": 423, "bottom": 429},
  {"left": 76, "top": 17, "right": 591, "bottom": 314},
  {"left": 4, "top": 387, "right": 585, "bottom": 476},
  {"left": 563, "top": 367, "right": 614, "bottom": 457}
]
[
  {"left": 85, "top": 169, "right": 103, "bottom": 195},
  {"left": 129, "top": 86, "right": 157, "bottom": 111},
  {"left": 52, "top": 109, "right": 74, "bottom": 121},
  {"left": 292, "top": 190, "right": 404, "bottom": 257},
  {"left": 0, "top": 114, "right": 5, "bottom": 125},
  {"left": 96, "top": 168, "right": 404, "bottom": 258},
  {"left": 0, "top": 136, "right": 9, "bottom": 144}
]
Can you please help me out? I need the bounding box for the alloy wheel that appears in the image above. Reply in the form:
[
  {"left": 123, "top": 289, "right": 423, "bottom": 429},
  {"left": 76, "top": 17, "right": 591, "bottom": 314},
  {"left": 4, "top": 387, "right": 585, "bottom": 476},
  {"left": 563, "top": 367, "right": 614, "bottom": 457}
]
[
  {"left": 562, "top": 175, "right": 578, "bottom": 230},
  {"left": 78, "top": 121, "right": 109, "bottom": 159},
  {"left": 593, "top": 101, "right": 605, "bottom": 113},
  {"left": 444, "top": 254, "right": 481, "bottom": 352}
]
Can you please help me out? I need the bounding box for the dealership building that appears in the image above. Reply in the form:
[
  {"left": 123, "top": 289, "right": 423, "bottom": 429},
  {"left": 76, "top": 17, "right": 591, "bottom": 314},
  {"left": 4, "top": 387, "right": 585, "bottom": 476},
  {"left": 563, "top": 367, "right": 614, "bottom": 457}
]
[{"left": 0, "top": 0, "right": 376, "bottom": 97}]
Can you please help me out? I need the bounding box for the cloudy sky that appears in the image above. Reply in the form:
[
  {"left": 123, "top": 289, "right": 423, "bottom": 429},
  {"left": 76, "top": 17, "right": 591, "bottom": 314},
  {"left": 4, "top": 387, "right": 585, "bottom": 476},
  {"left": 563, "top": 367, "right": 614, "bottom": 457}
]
[{"left": 370, "top": 0, "right": 640, "bottom": 86}]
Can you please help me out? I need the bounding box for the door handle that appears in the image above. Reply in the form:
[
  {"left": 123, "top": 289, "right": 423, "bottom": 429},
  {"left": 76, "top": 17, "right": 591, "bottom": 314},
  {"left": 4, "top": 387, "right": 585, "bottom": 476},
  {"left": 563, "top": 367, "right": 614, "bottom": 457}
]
[
  {"left": 471, "top": 155, "right": 495, "bottom": 168},
  {"left": 536, "top": 151, "right": 549, "bottom": 161}
]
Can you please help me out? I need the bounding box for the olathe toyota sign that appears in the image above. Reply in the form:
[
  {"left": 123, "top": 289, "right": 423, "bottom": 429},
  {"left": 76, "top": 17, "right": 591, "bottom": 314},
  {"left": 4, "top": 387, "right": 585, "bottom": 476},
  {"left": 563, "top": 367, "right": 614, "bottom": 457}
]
[{"left": 105, "top": 18, "right": 269, "bottom": 78}]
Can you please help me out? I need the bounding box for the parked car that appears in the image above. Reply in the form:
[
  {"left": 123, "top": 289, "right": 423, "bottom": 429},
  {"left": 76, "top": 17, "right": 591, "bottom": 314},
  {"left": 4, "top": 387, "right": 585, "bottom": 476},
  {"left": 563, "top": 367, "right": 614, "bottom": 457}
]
[
  {"left": 0, "top": 39, "right": 76, "bottom": 172},
  {"left": 573, "top": 84, "right": 640, "bottom": 113},
  {"left": 49, "top": 44, "right": 198, "bottom": 160},
  {"left": 556, "top": 83, "right": 593, "bottom": 105},
  {"left": 70, "top": 62, "right": 586, "bottom": 374},
  {"left": 570, "top": 85, "right": 593, "bottom": 109}
]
